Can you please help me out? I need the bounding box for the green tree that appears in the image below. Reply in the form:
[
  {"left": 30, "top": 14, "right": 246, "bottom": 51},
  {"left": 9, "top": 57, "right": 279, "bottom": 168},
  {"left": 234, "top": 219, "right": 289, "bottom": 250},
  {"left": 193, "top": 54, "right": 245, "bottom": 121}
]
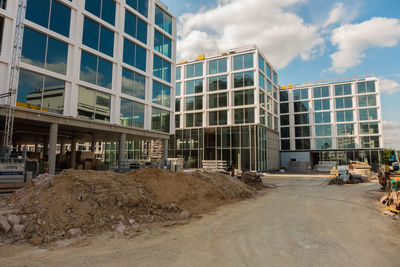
[{"left": 383, "top": 148, "right": 395, "bottom": 166}]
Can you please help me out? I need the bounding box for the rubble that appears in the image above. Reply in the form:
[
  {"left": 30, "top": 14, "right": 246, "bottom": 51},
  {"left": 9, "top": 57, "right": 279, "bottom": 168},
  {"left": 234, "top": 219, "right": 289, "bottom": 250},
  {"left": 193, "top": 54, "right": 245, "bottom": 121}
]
[{"left": 0, "top": 216, "right": 11, "bottom": 234}]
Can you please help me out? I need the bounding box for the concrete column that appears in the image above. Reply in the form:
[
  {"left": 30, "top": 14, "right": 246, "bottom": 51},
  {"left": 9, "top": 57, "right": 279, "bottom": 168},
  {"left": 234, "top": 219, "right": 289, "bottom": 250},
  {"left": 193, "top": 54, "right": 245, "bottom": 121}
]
[
  {"left": 48, "top": 123, "right": 58, "bottom": 175},
  {"left": 119, "top": 133, "right": 126, "bottom": 171},
  {"left": 71, "top": 137, "right": 77, "bottom": 169},
  {"left": 163, "top": 138, "right": 169, "bottom": 163}
]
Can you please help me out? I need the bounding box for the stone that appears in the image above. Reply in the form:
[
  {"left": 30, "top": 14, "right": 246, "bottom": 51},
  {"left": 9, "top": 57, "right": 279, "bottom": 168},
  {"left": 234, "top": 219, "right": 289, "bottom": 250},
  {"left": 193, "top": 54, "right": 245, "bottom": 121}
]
[
  {"left": 128, "top": 219, "right": 136, "bottom": 225},
  {"left": 68, "top": 228, "right": 82, "bottom": 238},
  {"left": 8, "top": 215, "right": 20, "bottom": 226},
  {"left": 11, "top": 224, "right": 25, "bottom": 238},
  {"left": 116, "top": 223, "right": 126, "bottom": 234},
  {"left": 179, "top": 210, "right": 190, "bottom": 219},
  {"left": 0, "top": 216, "right": 11, "bottom": 234}
]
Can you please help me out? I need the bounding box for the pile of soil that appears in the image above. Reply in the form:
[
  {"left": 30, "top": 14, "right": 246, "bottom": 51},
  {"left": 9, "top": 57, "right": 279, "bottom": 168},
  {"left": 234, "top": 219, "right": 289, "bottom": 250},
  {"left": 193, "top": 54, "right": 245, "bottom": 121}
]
[{"left": 0, "top": 169, "right": 257, "bottom": 245}]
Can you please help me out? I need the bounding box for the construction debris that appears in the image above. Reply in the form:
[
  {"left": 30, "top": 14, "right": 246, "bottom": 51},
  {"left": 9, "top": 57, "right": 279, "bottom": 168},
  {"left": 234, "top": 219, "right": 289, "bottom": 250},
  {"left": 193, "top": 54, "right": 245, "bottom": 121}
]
[{"left": 240, "top": 172, "right": 264, "bottom": 187}]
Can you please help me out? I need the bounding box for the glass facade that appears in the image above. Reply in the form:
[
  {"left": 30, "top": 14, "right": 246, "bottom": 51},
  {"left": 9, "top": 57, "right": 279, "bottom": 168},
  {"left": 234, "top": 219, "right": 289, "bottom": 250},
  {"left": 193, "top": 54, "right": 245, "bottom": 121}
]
[
  {"left": 125, "top": 10, "right": 147, "bottom": 44},
  {"left": 152, "top": 107, "right": 170, "bottom": 133},
  {"left": 233, "top": 71, "right": 254, "bottom": 88},
  {"left": 154, "top": 30, "right": 171, "bottom": 58},
  {"left": 80, "top": 51, "right": 113, "bottom": 89},
  {"left": 335, "top": 83, "right": 352, "bottom": 96},
  {"left": 123, "top": 38, "right": 146, "bottom": 72},
  {"left": 233, "top": 53, "right": 253, "bottom": 70},
  {"left": 155, "top": 5, "right": 172, "bottom": 34},
  {"left": 186, "top": 63, "right": 203, "bottom": 78},
  {"left": 85, "top": 0, "right": 115, "bottom": 25},
  {"left": 126, "top": 0, "right": 148, "bottom": 18},
  {"left": 83, "top": 17, "right": 114, "bottom": 57},
  {"left": 153, "top": 54, "right": 171, "bottom": 82},
  {"left": 120, "top": 99, "right": 145, "bottom": 128},
  {"left": 209, "top": 58, "right": 227, "bottom": 74},
  {"left": 77, "top": 86, "right": 111, "bottom": 122},
  {"left": 121, "top": 67, "right": 146, "bottom": 99},
  {"left": 186, "top": 79, "right": 203, "bottom": 95},
  {"left": 357, "top": 81, "right": 375, "bottom": 93},
  {"left": 208, "top": 75, "right": 227, "bottom": 91},
  {"left": 152, "top": 80, "right": 170, "bottom": 107}
]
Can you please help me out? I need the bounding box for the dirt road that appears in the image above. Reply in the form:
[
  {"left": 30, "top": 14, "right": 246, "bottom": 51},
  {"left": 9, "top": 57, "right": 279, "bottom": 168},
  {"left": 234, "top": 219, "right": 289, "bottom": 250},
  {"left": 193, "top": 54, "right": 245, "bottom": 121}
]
[{"left": 1, "top": 176, "right": 399, "bottom": 266}]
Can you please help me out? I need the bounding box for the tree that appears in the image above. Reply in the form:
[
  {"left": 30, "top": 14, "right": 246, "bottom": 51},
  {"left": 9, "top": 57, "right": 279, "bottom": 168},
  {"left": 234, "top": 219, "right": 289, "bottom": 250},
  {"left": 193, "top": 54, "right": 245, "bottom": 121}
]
[{"left": 383, "top": 148, "right": 395, "bottom": 166}]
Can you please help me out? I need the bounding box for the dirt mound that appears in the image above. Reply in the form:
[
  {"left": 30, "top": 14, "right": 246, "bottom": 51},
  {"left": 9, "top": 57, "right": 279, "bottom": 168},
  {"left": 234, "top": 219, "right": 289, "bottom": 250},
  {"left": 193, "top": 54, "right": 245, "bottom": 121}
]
[{"left": 0, "top": 169, "right": 257, "bottom": 245}]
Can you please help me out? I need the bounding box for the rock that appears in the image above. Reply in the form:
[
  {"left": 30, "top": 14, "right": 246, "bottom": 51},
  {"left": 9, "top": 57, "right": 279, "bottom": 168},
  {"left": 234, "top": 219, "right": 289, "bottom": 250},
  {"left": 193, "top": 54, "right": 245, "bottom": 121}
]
[
  {"left": 0, "top": 216, "right": 11, "bottom": 234},
  {"left": 116, "top": 223, "right": 126, "bottom": 234},
  {"left": 11, "top": 224, "right": 25, "bottom": 238},
  {"left": 128, "top": 219, "right": 136, "bottom": 225},
  {"left": 179, "top": 210, "right": 190, "bottom": 219},
  {"left": 8, "top": 215, "right": 20, "bottom": 226},
  {"left": 31, "top": 236, "right": 44, "bottom": 246},
  {"left": 68, "top": 228, "right": 82, "bottom": 238}
]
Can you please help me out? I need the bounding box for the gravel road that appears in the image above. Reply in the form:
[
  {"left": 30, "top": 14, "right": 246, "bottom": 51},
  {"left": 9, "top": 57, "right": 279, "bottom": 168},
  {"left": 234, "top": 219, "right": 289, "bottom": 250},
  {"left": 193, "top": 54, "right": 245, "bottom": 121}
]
[{"left": 1, "top": 176, "right": 399, "bottom": 267}]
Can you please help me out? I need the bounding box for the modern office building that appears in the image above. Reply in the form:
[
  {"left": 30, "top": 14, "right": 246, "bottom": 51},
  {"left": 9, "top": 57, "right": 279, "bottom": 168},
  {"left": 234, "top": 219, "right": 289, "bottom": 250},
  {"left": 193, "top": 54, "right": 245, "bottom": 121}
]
[
  {"left": 169, "top": 45, "right": 280, "bottom": 171},
  {"left": 279, "top": 75, "right": 383, "bottom": 169},
  {"left": 0, "top": 0, "right": 176, "bottom": 173}
]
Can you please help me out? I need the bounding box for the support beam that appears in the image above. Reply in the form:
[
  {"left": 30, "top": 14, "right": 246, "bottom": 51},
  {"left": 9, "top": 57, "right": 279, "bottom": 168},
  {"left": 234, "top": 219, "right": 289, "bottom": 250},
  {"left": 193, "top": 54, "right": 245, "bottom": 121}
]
[
  {"left": 163, "top": 138, "right": 169, "bottom": 163},
  {"left": 71, "top": 137, "right": 76, "bottom": 169},
  {"left": 48, "top": 123, "right": 58, "bottom": 175},
  {"left": 119, "top": 133, "right": 126, "bottom": 171}
]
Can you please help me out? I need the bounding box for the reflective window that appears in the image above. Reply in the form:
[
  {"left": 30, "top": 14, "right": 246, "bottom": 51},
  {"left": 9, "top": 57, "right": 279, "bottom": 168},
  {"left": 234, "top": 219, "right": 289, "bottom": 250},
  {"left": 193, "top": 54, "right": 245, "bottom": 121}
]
[
  {"left": 83, "top": 17, "right": 114, "bottom": 57},
  {"left": 335, "top": 97, "right": 352, "bottom": 109},
  {"left": 125, "top": 10, "right": 147, "bottom": 44},
  {"left": 208, "top": 75, "right": 227, "bottom": 91},
  {"left": 155, "top": 5, "right": 172, "bottom": 34},
  {"left": 209, "top": 110, "right": 228, "bottom": 126},
  {"left": 126, "top": 0, "right": 148, "bottom": 18},
  {"left": 121, "top": 67, "right": 145, "bottom": 99},
  {"left": 120, "top": 98, "right": 145, "bottom": 128},
  {"left": 234, "top": 108, "right": 254, "bottom": 124},
  {"left": 266, "top": 80, "right": 272, "bottom": 92},
  {"left": 176, "top": 67, "right": 181, "bottom": 80},
  {"left": 266, "top": 64, "right": 271, "bottom": 79},
  {"left": 185, "top": 96, "right": 202, "bottom": 111},
  {"left": 295, "top": 126, "right": 310, "bottom": 137},
  {"left": 233, "top": 71, "right": 254, "bottom": 88},
  {"left": 85, "top": 0, "right": 115, "bottom": 25},
  {"left": 260, "top": 109, "right": 266, "bottom": 125},
  {"left": 26, "top": 0, "right": 71, "bottom": 37},
  {"left": 175, "top": 98, "right": 180, "bottom": 112},
  {"left": 294, "top": 114, "right": 309, "bottom": 125},
  {"left": 314, "top": 99, "right": 330, "bottom": 111},
  {"left": 123, "top": 38, "right": 147, "bottom": 72},
  {"left": 153, "top": 55, "right": 171, "bottom": 82},
  {"left": 281, "top": 115, "right": 289, "bottom": 126},
  {"left": 338, "top": 137, "right": 356, "bottom": 149},
  {"left": 337, "top": 123, "right": 354, "bottom": 136},
  {"left": 293, "top": 101, "right": 309, "bottom": 113},
  {"left": 336, "top": 110, "right": 353, "bottom": 122},
  {"left": 315, "top": 125, "right": 331, "bottom": 137},
  {"left": 281, "top": 127, "right": 290, "bottom": 138},
  {"left": 152, "top": 80, "right": 171, "bottom": 107},
  {"left": 185, "top": 79, "right": 203, "bottom": 95},
  {"left": 209, "top": 58, "right": 227, "bottom": 74},
  {"left": 273, "top": 72, "right": 278, "bottom": 85},
  {"left": 258, "top": 55, "right": 265, "bottom": 73},
  {"left": 360, "top": 122, "right": 379, "bottom": 134},
  {"left": 335, "top": 83, "right": 352, "bottom": 96},
  {"left": 186, "top": 113, "right": 203, "bottom": 127},
  {"left": 280, "top": 103, "right": 289, "bottom": 114},
  {"left": 357, "top": 81, "right": 375, "bottom": 93},
  {"left": 361, "top": 136, "right": 380, "bottom": 148},
  {"left": 259, "top": 72, "right": 265, "bottom": 89},
  {"left": 80, "top": 51, "right": 113, "bottom": 89},
  {"left": 316, "top": 138, "right": 332, "bottom": 150},
  {"left": 22, "top": 27, "right": 68, "bottom": 75},
  {"left": 358, "top": 95, "right": 377, "bottom": 107},
  {"left": 280, "top": 91, "right": 288, "bottom": 102},
  {"left": 186, "top": 63, "right": 203, "bottom": 78},
  {"left": 17, "top": 69, "right": 65, "bottom": 114},
  {"left": 1, "top": 0, "right": 7, "bottom": 9},
  {"left": 233, "top": 53, "right": 253, "bottom": 71},
  {"left": 281, "top": 140, "right": 290, "bottom": 150},
  {"left": 154, "top": 30, "right": 171, "bottom": 58},
  {"left": 260, "top": 92, "right": 265, "bottom": 107},
  {"left": 77, "top": 86, "right": 111, "bottom": 122},
  {"left": 359, "top": 108, "right": 378, "bottom": 121},
  {"left": 313, "top": 86, "right": 330, "bottom": 98},
  {"left": 293, "top": 89, "right": 308, "bottom": 100},
  {"left": 295, "top": 139, "right": 310, "bottom": 150},
  {"left": 175, "top": 114, "right": 180, "bottom": 128},
  {"left": 209, "top": 93, "right": 227, "bottom": 109},
  {"left": 234, "top": 89, "right": 254, "bottom": 106},
  {"left": 152, "top": 107, "right": 170, "bottom": 133},
  {"left": 176, "top": 82, "right": 181, "bottom": 97}
]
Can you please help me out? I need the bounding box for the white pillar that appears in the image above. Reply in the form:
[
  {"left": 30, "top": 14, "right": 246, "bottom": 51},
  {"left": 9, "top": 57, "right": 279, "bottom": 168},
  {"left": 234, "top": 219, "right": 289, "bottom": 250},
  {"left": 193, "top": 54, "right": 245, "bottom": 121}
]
[{"left": 48, "top": 123, "right": 58, "bottom": 175}]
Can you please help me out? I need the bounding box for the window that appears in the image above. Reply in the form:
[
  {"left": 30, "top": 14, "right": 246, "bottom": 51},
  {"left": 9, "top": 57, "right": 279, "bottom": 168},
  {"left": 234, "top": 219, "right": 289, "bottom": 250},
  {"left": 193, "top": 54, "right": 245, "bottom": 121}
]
[
  {"left": 258, "top": 55, "right": 265, "bottom": 73},
  {"left": 176, "top": 82, "right": 181, "bottom": 97},
  {"left": 315, "top": 125, "right": 331, "bottom": 137},
  {"left": 26, "top": 0, "right": 71, "bottom": 37},
  {"left": 77, "top": 86, "right": 111, "bottom": 122},
  {"left": 83, "top": 17, "right": 114, "bottom": 57},
  {"left": 186, "top": 63, "right": 203, "bottom": 78},
  {"left": 176, "top": 67, "right": 182, "bottom": 80},
  {"left": 186, "top": 113, "right": 203, "bottom": 127},
  {"left": 360, "top": 122, "right": 379, "bottom": 134},
  {"left": 234, "top": 89, "right": 254, "bottom": 106},
  {"left": 335, "top": 83, "right": 352, "bottom": 96},
  {"left": 361, "top": 136, "right": 380, "bottom": 148},
  {"left": 335, "top": 97, "right": 352, "bottom": 109},
  {"left": 295, "top": 139, "right": 310, "bottom": 150},
  {"left": 209, "top": 58, "right": 227, "bottom": 74},
  {"left": 85, "top": 0, "right": 115, "bottom": 25},
  {"left": 175, "top": 114, "right": 180, "bottom": 129},
  {"left": 266, "top": 64, "right": 271, "bottom": 79},
  {"left": 260, "top": 109, "right": 266, "bottom": 125},
  {"left": 293, "top": 101, "right": 309, "bottom": 113},
  {"left": 1, "top": 0, "right": 6, "bottom": 9},
  {"left": 281, "top": 140, "right": 290, "bottom": 150},
  {"left": 338, "top": 137, "right": 356, "bottom": 149},
  {"left": 337, "top": 124, "right": 354, "bottom": 136},
  {"left": 315, "top": 112, "right": 331, "bottom": 124},
  {"left": 186, "top": 79, "right": 203, "bottom": 95},
  {"left": 234, "top": 108, "right": 254, "bottom": 124},
  {"left": 123, "top": 38, "right": 146, "bottom": 72},
  {"left": 359, "top": 108, "right": 378, "bottom": 121},
  {"left": 295, "top": 126, "right": 310, "bottom": 137},
  {"left": 185, "top": 96, "right": 202, "bottom": 111},
  {"left": 314, "top": 99, "right": 330, "bottom": 111},
  {"left": 281, "top": 115, "right": 289, "bottom": 126},
  {"left": 152, "top": 107, "right": 170, "bottom": 133},
  {"left": 357, "top": 81, "right": 375, "bottom": 93},
  {"left": 336, "top": 110, "right": 353, "bottom": 122},
  {"left": 209, "top": 110, "right": 227, "bottom": 126},
  {"left": 17, "top": 69, "right": 65, "bottom": 114},
  {"left": 294, "top": 114, "right": 309, "bottom": 125},
  {"left": 125, "top": 10, "right": 147, "bottom": 44},
  {"left": 0, "top": 16, "right": 4, "bottom": 54},
  {"left": 280, "top": 91, "right": 288, "bottom": 102},
  {"left": 293, "top": 89, "right": 308, "bottom": 101},
  {"left": 266, "top": 97, "right": 272, "bottom": 112},
  {"left": 274, "top": 117, "right": 279, "bottom": 132},
  {"left": 208, "top": 75, "right": 227, "bottom": 91},
  {"left": 126, "top": 0, "right": 148, "bottom": 18},
  {"left": 316, "top": 138, "right": 332, "bottom": 150},
  {"left": 121, "top": 67, "right": 145, "bottom": 99},
  {"left": 260, "top": 92, "right": 265, "bottom": 106},
  {"left": 209, "top": 93, "right": 227, "bottom": 108},
  {"left": 155, "top": 5, "right": 172, "bottom": 34},
  {"left": 80, "top": 51, "right": 113, "bottom": 89},
  {"left": 273, "top": 72, "right": 278, "bottom": 85},
  {"left": 21, "top": 27, "right": 68, "bottom": 75},
  {"left": 274, "top": 101, "right": 278, "bottom": 116},
  {"left": 152, "top": 80, "right": 170, "bottom": 107},
  {"left": 313, "top": 86, "right": 329, "bottom": 98},
  {"left": 259, "top": 72, "right": 265, "bottom": 89},
  {"left": 120, "top": 99, "right": 145, "bottom": 128},
  {"left": 280, "top": 103, "right": 289, "bottom": 114},
  {"left": 175, "top": 98, "right": 180, "bottom": 112},
  {"left": 266, "top": 80, "right": 272, "bottom": 92},
  {"left": 233, "top": 71, "right": 254, "bottom": 88},
  {"left": 281, "top": 127, "right": 290, "bottom": 138},
  {"left": 233, "top": 53, "right": 253, "bottom": 70},
  {"left": 153, "top": 55, "right": 171, "bottom": 82},
  {"left": 267, "top": 114, "right": 273, "bottom": 128},
  {"left": 358, "top": 95, "right": 376, "bottom": 107},
  {"left": 154, "top": 30, "right": 171, "bottom": 58}
]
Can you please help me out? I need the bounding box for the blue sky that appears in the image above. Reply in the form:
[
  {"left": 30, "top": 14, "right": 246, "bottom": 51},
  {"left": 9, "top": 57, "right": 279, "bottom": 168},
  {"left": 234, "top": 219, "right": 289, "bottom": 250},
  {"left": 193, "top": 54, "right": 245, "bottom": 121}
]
[{"left": 163, "top": 0, "right": 400, "bottom": 149}]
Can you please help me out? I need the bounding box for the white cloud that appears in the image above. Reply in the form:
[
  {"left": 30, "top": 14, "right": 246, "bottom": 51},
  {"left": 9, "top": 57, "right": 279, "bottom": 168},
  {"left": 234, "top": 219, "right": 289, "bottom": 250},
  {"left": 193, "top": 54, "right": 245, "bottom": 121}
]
[
  {"left": 329, "top": 17, "right": 400, "bottom": 73},
  {"left": 323, "top": 3, "right": 346, "bottom": 27},
  {"left": 379, "top": 78, "right": 400, "bottom": 95},
  {"left": 176, "top": 0, "right": 323, "bottom": 68},
  {"left": 383, "top": 121, "right": 400, "bottom": 150}
]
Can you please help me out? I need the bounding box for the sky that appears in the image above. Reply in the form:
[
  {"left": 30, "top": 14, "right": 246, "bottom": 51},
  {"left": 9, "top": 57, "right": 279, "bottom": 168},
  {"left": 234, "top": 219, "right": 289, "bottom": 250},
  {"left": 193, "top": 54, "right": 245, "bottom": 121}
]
[{"left": 162, "top": 0, "right": 400, "bottom": 150}]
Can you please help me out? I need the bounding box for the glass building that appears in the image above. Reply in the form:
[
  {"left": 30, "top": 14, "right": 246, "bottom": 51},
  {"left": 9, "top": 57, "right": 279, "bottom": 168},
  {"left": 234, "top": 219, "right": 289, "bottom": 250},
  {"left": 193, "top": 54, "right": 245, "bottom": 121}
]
[
  {"left": 0, "top": 0, "right": 176, "bottom": 138},
  {"left": 280, "top": 76, "right": 383, "bottom": 168},
  {"left": 170, "top": 45, "right": 280, "bottom": 171}
]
